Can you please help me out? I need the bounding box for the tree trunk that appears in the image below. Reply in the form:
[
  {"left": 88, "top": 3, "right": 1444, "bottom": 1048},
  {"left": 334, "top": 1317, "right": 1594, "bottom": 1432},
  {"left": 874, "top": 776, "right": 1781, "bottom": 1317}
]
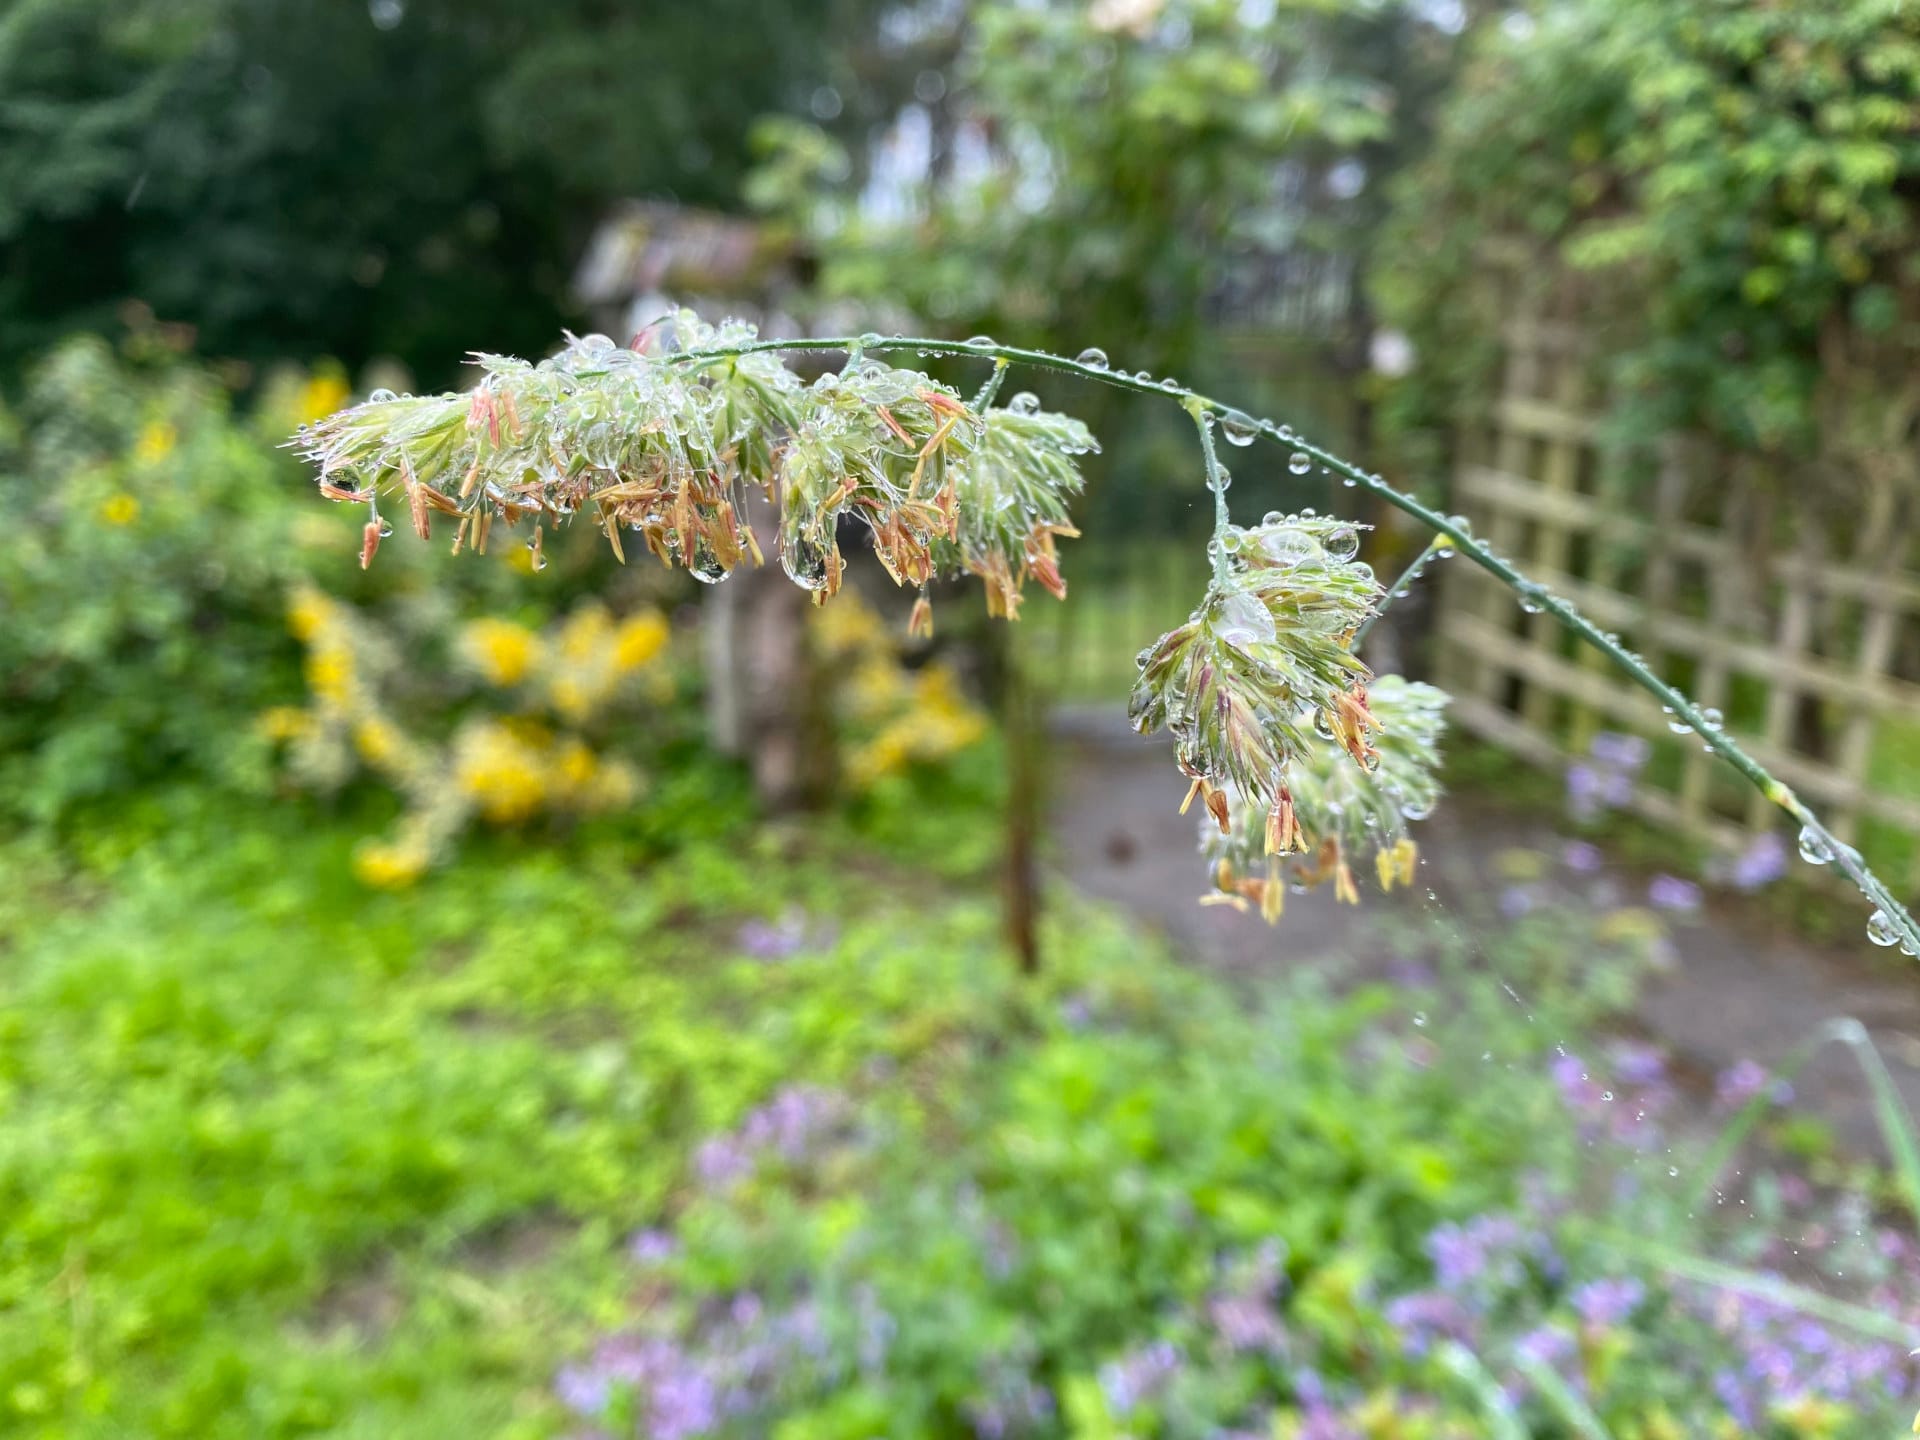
[{"left": 703, "top": 490, "right": 832, "bottom": 811}]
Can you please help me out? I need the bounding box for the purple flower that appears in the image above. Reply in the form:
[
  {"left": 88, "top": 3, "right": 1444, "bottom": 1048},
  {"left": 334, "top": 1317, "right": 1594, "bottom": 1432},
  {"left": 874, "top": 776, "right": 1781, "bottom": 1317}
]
[
  {"left": 1551, "top": 1052, "right": 1603, "bottom": 1112},
  {"left": 1590, "top": 732, "right": 1650, "bottom": 773},
  {"left": 1647, "top": 874, "right": 1700, "bottom": 911},
  {"left": 1098, "top": 1341, "right": 1181, "bottom": 1416},
  {"left": 1385, "top": 1290, "right": 1474, "bottom": 1356},
  {"left": 1566, "top": 738, "right": 1642, "bottom": 821},
  {"left": 1562, "top": 839, "right": 1604, "bottom": 873},
  {"left": 1727, "top": 832, "right": 1789, "bottom": 891},
  {"left": 1210, "top": 1293, "right": 1288, "bottom": 1354},
  {"left": 737, "top": 907, "right": 821, "bottom": 960},
  {"left": 695, "top": 1085, "right": 851, "bottom": 1189},
  {"left": 648, "top": 1366, "right": 720, "bottom": 1440},
  {"left": 966, "top": 1370, "right": 1054, "bottom": 1440},
  {"left": 1570, "top": 1276, "right": 1645, "bottom": 1328},
  {"left": 1428, "top": 1215, "right": 1529, "bottom": 1291},
  {"left": 1499, "top": 884, "right": 1535, "bottom": 918},
  {"left": 555, "top": 1362, "right": 611, "bottom": 1417},
  {"left": 1715, "top": 1059, "right": 1791, "bottom": 1109},
  {"left": 1514, "top": 1323, "right": 1576, "bottom": 1372},
  {"left": 1565, "top": 763, "right": 1605, "bottom": 821},
  {"left": 1607, "top": 1040, "right": 1668, "bottom": 1088},
  {"left": 627, "top": 1228, "right": 677, "bottom": 1265}
]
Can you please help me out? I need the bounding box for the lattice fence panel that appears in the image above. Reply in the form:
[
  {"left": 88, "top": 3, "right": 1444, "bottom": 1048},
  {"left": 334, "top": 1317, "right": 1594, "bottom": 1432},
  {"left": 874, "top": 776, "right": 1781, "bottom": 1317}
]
[{"left": 1435, "top": 321, "right": 1920, "bottom": 903}]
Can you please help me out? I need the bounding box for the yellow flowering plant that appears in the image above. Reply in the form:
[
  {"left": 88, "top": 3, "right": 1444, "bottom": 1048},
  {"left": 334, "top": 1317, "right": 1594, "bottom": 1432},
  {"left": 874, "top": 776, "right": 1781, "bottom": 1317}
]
[
  {"left": 269, "top": 586, "right": 664, "bottom": 887},
  {"left": 812, "top": 591, "right": 990, "bottom": 789}
]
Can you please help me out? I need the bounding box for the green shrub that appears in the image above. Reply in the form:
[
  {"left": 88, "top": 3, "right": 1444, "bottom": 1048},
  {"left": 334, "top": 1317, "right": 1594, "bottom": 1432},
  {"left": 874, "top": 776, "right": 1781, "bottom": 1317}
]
[
  {"left": 1377, "top": 0, "right": 1920, "bottom": 460},
  {"left": 0, "top": 331, "right": 329, "bottom": 821}
]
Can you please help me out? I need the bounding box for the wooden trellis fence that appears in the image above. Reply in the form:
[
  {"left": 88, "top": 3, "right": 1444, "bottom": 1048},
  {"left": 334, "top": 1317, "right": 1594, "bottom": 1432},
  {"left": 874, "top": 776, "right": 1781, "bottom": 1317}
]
[{"left": 1434, "top": 318, "right": 1920, "bottom": 899}]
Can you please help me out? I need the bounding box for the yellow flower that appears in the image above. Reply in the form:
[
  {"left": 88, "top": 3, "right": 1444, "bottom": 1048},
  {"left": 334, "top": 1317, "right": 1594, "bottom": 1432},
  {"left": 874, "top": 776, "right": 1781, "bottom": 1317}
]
[
  {"left": 548, "top": 675, "right": 595, "bottom": 723},
  {"left": 304, "top": 646, "right": 353, "bottom": 706},
  {"left": 134, "top": 420, "right": 177, "bottom": 464},
  {"left": 354, "top": 719, "right": 404, "bottom": 767},
  {"left": 552, "top": 738, "right": 598, "bottom": 791},
  {"left": 612, "top": 610, "right": 669, "bottom": 672},
  {"left": 558, "top": 605, "right": 612, "bottom": 662},
  {"left": 452, "top": 721, "right": 548, "bottom": 824},
  {"left": 847, "top": 729, "right": 911, "bottom": 787},
  {"left": 848, "top": 659, "right": 906, "bottom": 720},
  {"left": 255, "top": 706, "right": 312, "bottom": 741},
  {"left": 297, "top": 371, "right": 351, "bottom": 425},
  {"left": 98, "top": 493, "right": 141, "bottom": 526},
  {"left": 287, "top": 589, "right": 332, "bottom": 641},
  {"left": 813, "top": 592, "right": 887, "bottom": 658},
  {"left": 353, "top": 838, "right": 428, "bottom": 889},
  {"left": 460, "top": 618, "right": 538, "bottom": 687}
]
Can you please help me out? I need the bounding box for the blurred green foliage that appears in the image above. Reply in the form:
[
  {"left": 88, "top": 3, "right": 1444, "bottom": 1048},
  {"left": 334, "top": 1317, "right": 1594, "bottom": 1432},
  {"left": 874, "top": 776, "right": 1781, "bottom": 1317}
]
[
  {"left": 6, "top": 783, "right": 1903, "bottom": 1436},
  {"left": 0, "top": 326, "right": 320, "bottom": 821},
  {"left": 786, "top": 0, "right": 1405, "bottom": 375},
  {"left": 1376, "top": 0, "right": 1920, "bottom": 462},
  {"left": 0, "top": 0, "right": 892, "bottom": 381}
]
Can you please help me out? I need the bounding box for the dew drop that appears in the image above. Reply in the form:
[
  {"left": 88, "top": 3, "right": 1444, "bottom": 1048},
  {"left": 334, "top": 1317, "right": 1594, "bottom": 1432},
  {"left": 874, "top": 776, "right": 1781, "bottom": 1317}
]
[
  {"left": 1158, "top": 376, "right": 1182, "bottom": 392},
  {"left": 1262, "top": 528, "right": 1320, "bottom": 568},
  {"left": 1664, "top": 705, "right": 1693, "bottom": 736},
  {"left": 376, "top": 519, "right": 394, "bottom": 538},
  {"left": 965, "top": 335, "right": 997, "bottom": 349},
  {"left": 1867, "top": 908, "right": 1900, "bottom": 947},
  {"left": 1412, "top": 1012, "right": 1427, "bottom": 1027},
  {"left": 1324, "top": 525, "right": 1360, "bottom": 563},
  {"left": 780, "top": 537, "right": 832, "bottom": 592},
  {"left": 1288, "top": 451, "right": 1313, "bottom": 475},
  {"left": 1075, "top": 346, "right": 1109, "bottom": 369},
  {"left": 1214, "top": 589, "right": 1277, "bottom": 653},
  {"left": 1008, "top": 391, "right": 1042, "bottom": 416},
  {"left": 1220, "top": 410, "right": 1259, "bottom": 447},
  {"left": 1796, "top": 825, "right": 1831, "bottom": 866},
  {"left": 368, "top": 388, "right": 399, "bottom": 403}
]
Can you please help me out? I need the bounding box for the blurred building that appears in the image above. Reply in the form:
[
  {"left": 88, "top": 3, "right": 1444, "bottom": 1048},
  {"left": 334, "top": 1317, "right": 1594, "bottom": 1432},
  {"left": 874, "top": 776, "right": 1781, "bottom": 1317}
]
[{"left": 572, "top": 200, "right": 902, "bottom": 345}]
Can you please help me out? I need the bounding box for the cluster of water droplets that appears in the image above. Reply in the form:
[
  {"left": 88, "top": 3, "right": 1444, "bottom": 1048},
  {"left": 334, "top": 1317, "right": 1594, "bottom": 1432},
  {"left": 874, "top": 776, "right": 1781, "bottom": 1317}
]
[{"left": 1791, "top": 824, "right": 1916, "bottom": 953}]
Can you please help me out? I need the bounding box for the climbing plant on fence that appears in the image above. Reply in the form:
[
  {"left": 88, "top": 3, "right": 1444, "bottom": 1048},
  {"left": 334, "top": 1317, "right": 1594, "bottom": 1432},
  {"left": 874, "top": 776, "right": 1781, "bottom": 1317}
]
[
  {"left": 1375, "top": 0, "right": 1920, "bottom": 473},
  {"left": 296, "top": 311, "right": 1920, "bottom": 955}
]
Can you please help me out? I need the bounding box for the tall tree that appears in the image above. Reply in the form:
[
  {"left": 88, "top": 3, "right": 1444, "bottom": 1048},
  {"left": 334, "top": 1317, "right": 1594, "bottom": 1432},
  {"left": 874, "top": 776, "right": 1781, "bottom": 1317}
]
[{"left": 0, "top": 0, "right": 882, "bottom": 380}]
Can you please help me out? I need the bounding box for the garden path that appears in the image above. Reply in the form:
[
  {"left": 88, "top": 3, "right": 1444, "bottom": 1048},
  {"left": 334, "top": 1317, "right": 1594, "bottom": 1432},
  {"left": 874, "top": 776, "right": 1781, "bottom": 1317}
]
[{"left": 1051, "top": 707, "right": 1920, "bottom": 1164}]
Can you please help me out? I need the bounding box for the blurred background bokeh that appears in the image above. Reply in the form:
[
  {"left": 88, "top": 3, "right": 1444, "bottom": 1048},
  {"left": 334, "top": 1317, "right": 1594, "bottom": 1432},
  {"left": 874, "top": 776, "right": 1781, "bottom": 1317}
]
[{"left": 7, "top": 1, "right": 1920, "bottom": 1435}]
